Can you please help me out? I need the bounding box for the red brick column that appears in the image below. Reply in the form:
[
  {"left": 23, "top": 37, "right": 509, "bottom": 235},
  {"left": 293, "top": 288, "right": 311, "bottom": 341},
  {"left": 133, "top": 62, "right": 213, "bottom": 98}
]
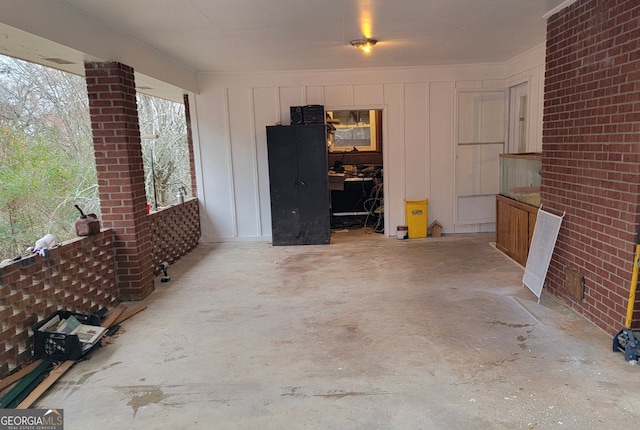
[{"left": 84, "top": 61, "right": 154, "bottom": 301}]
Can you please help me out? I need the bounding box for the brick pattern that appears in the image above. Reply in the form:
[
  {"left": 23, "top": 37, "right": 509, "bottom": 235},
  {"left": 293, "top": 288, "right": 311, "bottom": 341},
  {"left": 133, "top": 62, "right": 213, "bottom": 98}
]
[
  {"left": 149, "top": 198, "right": 201, "bottom": 272},
  {"left": 542, "top": 0, "right": 640, "bottom": 334},
  {"left": 0, "top": 202, "right": 201, "bottom": 379},
  {"left": 0, "top": 64, "right": 202, "bottom": 378},
  {"left": 0, "top": 231, "right": 118, "bottom": 377},
  {"left": 85, "top": 62, "right": 154, "bottom": 301}
]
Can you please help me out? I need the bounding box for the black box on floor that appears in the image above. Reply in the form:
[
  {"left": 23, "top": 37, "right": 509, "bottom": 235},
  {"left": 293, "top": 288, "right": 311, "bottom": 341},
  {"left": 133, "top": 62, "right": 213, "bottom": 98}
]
[{"left": 33, "top": 311, "right": 102, "bottom": 360}]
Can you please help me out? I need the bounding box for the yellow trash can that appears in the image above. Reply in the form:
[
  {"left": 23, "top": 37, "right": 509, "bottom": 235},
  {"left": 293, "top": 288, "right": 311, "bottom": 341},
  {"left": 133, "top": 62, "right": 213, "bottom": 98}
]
[{"left": 405, "top": 199, "right": 428, "bottom": 238}]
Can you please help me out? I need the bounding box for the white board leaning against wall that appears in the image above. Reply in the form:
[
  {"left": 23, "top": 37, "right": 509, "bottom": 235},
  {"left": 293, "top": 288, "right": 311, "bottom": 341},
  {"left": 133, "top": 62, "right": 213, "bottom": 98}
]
[{"left": 523, "top": 207, "right": 565, "bottom": 302}]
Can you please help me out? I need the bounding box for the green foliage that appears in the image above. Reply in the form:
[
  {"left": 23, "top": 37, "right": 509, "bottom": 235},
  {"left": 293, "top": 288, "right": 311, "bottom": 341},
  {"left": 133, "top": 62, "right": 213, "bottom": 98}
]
[
  {"left": 0, "top": 56, "right": 189, "bottom": 260},
  {"left": 0, "top": 126, "right": 86, "bottom": 256},
  {"left": 0, "top": 56, "right": 97, "bottom": 259}
]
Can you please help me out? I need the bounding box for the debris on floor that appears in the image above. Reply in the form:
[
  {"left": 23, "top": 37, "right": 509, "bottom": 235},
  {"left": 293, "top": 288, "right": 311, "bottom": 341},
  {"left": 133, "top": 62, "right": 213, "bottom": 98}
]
[{"left": 0, "top": 304, "right": 146, "bottom": 409}]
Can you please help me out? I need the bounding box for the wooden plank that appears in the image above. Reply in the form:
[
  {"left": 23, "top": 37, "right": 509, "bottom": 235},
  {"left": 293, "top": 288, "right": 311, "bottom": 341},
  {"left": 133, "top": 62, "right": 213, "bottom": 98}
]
[
  {"left": 0, "top": 360, "right": 43, "bottom": 392},
  {"left": 16, "top": 361, "right": 75, "bottom": 409},
  {"left": 113, "top": 305, "right": 147, "bottom": 326},
  {"left": 0, "top": 359, "right": 52, "bottom": 408},
  {"left": 101, "top": 304, "right": 127, "bottom": 328}
]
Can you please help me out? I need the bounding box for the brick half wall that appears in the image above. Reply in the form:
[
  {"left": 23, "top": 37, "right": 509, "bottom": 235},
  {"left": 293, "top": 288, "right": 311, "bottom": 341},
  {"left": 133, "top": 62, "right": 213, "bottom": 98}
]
[
  {"left": 542, "top": 0, "right": 640, "bottom": 334},
  {"left": 149, "top": 198, "right": 201, "bottom": 273},
  {"left": 0, "top": 199, "right": 201, "bottom": 379},
  {"left": 0, "top": 230, "right": 118, "bottom": 378}
]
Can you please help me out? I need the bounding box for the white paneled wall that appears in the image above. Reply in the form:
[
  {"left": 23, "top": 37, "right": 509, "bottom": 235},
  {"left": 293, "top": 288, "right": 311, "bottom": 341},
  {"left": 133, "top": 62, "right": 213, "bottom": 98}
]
[
  {"left": 191, "top": 87, "right": 235, "bottom": 239},
  {"left": 192, "top": 46, "right": 546, "bottom": 242},
  {"left": 251, "top": 87, "right": 278, "bottom": 237},
  {"left": 404, "top": 83, "right": 428, "bottom": 201},
  {"left": 227, "top": 87, "right": 260, "bottom": 238},
  {"left": 428, "top": 81, "right": 455, "bottom": 234},
  {"left": 383, "top": 82, "right": 405, "bottom": 234},
  {"left": 324, "top": 85, "right": 353, "bottom": 107}
]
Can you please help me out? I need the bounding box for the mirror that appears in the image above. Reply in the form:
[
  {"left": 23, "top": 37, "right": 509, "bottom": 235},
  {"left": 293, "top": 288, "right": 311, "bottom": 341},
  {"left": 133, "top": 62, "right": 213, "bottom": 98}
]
[{"left": 327, "top": 109, "right": 381, "bottom": 152}]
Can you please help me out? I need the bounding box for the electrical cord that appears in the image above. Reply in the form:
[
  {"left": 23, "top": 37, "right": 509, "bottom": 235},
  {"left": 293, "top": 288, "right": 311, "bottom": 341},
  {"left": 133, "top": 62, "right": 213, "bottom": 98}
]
[
  {"left": 330, "top": 170, "right": 384, "bottom": 233},
  {"left": 331, "top": 216, "right": 366, "bottom": 231},
  {"left": 364, "top": 181, "right": 384, "bottom": 234}
]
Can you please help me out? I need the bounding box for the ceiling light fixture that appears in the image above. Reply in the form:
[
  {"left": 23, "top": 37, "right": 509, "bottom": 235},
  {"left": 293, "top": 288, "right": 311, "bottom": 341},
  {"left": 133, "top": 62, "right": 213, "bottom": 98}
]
[{"left": 350, "top": 38, "right": 377, "bottom": 53}]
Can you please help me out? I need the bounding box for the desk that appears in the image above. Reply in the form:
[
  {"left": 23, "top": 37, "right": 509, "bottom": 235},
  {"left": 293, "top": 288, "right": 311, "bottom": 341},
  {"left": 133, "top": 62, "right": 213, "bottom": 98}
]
[{"left": 331, "top": 176, "right": 376, "bottom": 216}]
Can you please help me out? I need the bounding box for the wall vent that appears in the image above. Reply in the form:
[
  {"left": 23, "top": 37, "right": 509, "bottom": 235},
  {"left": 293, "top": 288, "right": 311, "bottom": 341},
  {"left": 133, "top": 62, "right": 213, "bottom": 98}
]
[{"left": 565, "top": 268, "right": 584, "bottom": 301}]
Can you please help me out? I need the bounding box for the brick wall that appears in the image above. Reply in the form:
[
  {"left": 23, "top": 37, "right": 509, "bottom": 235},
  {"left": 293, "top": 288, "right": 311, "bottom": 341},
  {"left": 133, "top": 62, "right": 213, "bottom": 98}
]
[
  {"left": 0, "top": 63, "right": 202, "bottom": 379},
  {"left": 0, "top": 231, "right": 118, "bottom": 378},
  {"left": 542, "top": 0, "right": 640, "bottom": 334},
  {"left": 149, "top": 198, "right": 201, "bottom": 272},
  {"left": 85, "top": 62, "right": 154, "bottom": 301},
  {"left": 0, "top": 200, "right": 201, "bottom": 379}
]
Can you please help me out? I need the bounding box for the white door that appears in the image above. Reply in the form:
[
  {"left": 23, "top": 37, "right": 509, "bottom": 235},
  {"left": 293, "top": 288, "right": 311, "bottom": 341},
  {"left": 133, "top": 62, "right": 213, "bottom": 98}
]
[
  {"left": 508, "top": 83, "right": 528, "bottom": 153},
  {"left": 455, "top": 90, "right": 506, "bottom": 226}
]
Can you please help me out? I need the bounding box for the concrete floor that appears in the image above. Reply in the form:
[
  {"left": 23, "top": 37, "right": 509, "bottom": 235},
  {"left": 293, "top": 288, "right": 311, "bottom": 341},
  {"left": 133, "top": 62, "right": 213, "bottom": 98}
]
[{"left": 36, "top": 231, "right": 640, "bottom": 429}]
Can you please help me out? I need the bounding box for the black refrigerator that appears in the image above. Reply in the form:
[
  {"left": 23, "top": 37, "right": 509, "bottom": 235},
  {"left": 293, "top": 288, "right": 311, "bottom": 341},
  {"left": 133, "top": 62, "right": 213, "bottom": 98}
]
[{"left": 266, "top": 124, "right": 330, "bottom": 245}]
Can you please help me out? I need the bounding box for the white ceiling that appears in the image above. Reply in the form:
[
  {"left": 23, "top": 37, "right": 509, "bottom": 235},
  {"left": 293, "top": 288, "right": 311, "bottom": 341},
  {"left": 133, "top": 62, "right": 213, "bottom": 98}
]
[
  {"left": 0, "top": 0, "right": 570, "bottom": 99},
  {"left": 58, "top": 0, "right": 566, "bottom": 72}
]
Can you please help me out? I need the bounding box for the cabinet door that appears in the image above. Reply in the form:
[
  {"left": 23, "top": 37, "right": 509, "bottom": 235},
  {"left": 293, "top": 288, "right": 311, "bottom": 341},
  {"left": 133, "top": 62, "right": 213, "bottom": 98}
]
[
  {"left": 267, "top": 126, "right": 300, "bottom": 245},
  {"left": 496, "top": 195, "right": 537, "bottom": 266},
  {"left": 496, "top": 197, "right": 510, "bottom": 251},
  {"left": 513, "top": 206, "right": 530, "bottom": 263},
  {"left": 295, "top": 125, "right": 330, "bottom": 244}
]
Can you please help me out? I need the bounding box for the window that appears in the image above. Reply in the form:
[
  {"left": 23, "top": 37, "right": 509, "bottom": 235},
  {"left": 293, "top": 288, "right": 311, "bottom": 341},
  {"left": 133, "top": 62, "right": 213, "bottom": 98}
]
[{"left": 327, "top": 109, "right": 380, "bottom": 152}]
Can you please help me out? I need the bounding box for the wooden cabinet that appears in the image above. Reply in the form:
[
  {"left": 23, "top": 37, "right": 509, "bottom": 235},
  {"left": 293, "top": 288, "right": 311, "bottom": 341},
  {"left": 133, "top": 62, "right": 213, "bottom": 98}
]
[{"left": 496, "top": 194, "right": 538, "bottom": 266}]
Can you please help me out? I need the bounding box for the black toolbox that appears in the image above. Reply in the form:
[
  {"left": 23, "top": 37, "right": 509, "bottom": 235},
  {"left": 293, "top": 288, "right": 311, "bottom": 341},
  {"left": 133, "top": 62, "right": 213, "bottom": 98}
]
[{"left": 33, "top": 310, "right": 102, "bottom": 360}]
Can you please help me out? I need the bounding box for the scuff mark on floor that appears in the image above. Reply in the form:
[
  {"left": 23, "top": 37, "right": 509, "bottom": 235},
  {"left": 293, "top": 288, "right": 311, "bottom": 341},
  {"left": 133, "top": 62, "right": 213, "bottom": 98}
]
[
  {"left": 77, "top": 361, "right": 123, "bottom": 385},
  {"left": 312, "top": 391, "right": 388, "bottom": 399},
  {"left": 281, "top": 387, "right": 388, "bottom": 399},
  {"left": 487, "top": 320, "right": 531, "bottom": 328},
  {"left": 164, "top": 354, "right": 189, "bottom": 363},
  {"left": 492, "top": 353, "right": 519, "bottom": 366}
]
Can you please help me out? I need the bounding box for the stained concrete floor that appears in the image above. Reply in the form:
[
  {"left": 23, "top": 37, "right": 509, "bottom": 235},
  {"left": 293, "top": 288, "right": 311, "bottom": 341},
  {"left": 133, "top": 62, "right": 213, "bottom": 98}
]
[{"left": 36, "top": 231, "right": 640, "bottom": 429}]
